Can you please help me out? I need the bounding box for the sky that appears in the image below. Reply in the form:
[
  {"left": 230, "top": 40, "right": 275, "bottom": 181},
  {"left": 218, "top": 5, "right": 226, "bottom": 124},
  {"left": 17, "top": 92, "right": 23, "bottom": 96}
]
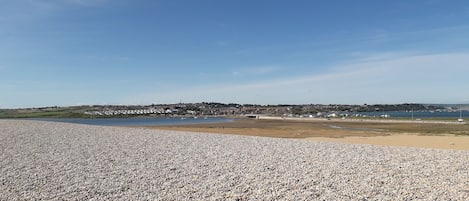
[{"left": 1, "top": 0, "right": 469, "bottom": 108}]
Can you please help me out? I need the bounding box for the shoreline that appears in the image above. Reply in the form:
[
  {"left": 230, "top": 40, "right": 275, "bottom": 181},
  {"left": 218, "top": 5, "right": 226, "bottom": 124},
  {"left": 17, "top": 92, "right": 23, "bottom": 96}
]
[{"left": 257, "top": 115, "right": 467, "bottom": 125}]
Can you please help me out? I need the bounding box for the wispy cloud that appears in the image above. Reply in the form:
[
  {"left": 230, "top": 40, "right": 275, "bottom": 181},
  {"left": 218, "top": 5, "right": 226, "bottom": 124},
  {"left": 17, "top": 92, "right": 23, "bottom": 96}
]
[
  {"left": 231, "top": 66, "right": 280, "bottom": 76},
  {"left": 346, "top": 51, "right": 421, "bottom": 63},
  {"left": 215, "top": 40, "right": 231, "bottom": 47},
  {"left": 393, "top": 25, "right": 469, "bottom": 38},
  {"left": 0, "top": 1, "right": 52, "bottom": 23},
  {"left": 0, "top": 0, "right": 108, "bottom": 23},
  {"left": 86, "top": 55, "right": 130, "bottom": 62},
  {"left": 368, "top": 30, "right": 391, "bottom": 44},
  {"left": 64, "top": 0, "right": 108, "bottom": 6},
  {"left": 236, "top": 24, "right": 469, "bottom": 62},
  {"left": 426, "top": 0, "right": 443, "bottom": 5},
  {"left": 136, "top": 52, "right": 469, "bottom": 104}
]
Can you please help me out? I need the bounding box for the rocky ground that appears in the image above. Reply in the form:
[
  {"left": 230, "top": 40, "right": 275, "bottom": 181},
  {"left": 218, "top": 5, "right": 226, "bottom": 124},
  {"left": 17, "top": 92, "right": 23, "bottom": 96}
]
[{"left": 0, "top": 120, "right": 467, "bottom": 200}]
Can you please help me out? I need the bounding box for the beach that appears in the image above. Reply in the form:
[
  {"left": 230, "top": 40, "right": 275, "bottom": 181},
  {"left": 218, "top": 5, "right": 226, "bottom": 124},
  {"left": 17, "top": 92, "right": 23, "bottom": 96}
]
[
  {"left": 1, "top": 119, "right": 468, "bottom": 200},
  {"left": 151, "top": 118, "right": 469, "bottom": 150}
]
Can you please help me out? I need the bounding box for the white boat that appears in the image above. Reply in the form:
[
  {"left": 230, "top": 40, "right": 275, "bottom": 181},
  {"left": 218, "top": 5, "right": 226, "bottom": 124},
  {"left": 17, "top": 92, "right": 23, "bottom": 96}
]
[{"left": 458, "top": 105, "right": 464, "bottom": 122}]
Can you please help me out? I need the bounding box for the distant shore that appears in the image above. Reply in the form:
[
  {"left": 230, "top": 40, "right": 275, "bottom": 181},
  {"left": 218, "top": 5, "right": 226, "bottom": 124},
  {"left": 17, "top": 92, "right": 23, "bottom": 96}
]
[{"left": 257, "top": 115, "right": 466, "bottom": 124}]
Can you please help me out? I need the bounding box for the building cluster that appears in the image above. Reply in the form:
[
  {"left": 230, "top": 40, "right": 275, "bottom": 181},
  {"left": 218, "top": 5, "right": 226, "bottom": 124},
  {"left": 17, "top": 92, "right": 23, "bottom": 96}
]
[
  {"left": 83, "top": 103, "right": 440, "bottom": 117},
  {"left": 84, "top": 108, "right": 170, "bottom": 116}
]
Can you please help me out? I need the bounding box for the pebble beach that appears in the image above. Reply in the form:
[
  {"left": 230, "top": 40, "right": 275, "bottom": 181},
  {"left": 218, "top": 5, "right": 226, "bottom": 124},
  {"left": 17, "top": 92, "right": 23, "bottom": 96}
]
[{"left": 1, "top": 120, "right": 468, "bottom": 200}]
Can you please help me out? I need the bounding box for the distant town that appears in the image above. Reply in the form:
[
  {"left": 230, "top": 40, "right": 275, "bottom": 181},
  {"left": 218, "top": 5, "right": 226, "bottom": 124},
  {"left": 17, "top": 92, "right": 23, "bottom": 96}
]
[
  {"left": 1, "top": 102, "right": 467, "bottom": 119},
  {"left": 83, "top": 103, "right": 444, "bottom": 117}
]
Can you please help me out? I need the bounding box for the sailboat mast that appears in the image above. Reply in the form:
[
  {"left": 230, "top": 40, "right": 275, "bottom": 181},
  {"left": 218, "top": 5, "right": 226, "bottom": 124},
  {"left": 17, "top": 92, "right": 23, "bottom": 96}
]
[
  {"left": 460, "top": 106, "right": 463, "bottom": 119},
  {"left": 458, "top": 105, "right": 464, "bottom": 122}
]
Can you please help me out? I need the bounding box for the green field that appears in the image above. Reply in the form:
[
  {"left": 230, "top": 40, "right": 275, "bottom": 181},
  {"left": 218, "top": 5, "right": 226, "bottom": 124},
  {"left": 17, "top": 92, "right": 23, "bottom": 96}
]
[{"left": 0, "top": 106, "right": 93, "bottom": 118}]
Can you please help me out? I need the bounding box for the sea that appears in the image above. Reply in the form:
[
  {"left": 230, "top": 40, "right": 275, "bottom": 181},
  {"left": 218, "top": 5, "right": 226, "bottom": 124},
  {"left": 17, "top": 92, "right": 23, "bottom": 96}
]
[{"left": 33, "top": 117, "right": 233, "bottom": 127}]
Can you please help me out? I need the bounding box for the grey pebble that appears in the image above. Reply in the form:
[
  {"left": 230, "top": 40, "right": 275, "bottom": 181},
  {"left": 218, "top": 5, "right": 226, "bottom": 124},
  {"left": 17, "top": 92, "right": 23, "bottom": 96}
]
[{"left": 0, "top": 120, "right": 468, "bottom": 200}]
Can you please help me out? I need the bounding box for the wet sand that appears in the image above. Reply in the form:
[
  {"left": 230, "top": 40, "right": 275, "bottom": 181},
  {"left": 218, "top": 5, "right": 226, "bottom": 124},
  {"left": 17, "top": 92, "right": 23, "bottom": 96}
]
[{"left": 146, "top": 118, "right": 469, "bottom": 150}]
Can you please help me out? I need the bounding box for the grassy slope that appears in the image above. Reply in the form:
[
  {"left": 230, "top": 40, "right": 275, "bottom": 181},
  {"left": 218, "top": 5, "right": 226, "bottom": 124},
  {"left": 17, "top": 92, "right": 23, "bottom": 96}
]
[{"left": 0, "top": 107, "right": 93, "bottom": 118}]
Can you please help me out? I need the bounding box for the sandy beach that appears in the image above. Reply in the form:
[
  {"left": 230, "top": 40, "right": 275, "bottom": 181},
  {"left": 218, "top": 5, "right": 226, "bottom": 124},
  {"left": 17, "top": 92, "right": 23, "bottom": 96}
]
[{"left": 150, "top": 118, "right": 469, "bottom": 150}]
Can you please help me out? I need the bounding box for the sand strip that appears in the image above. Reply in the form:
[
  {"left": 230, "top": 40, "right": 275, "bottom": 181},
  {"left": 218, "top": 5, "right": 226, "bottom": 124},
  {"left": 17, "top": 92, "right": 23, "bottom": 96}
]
[{"left": 150, "top": 118, "right": 469, "bottom": 150}]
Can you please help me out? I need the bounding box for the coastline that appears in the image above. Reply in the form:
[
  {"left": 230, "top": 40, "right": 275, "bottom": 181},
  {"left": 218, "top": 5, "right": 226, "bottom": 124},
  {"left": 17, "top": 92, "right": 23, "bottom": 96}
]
[{"left": 257, "top": 115, "right": 467, "bottom": 125}]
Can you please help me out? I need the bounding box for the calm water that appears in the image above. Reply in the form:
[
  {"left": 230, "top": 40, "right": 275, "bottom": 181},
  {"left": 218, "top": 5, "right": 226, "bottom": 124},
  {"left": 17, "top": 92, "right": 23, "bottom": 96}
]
[
  {"left": 33, "top": 117, "right": 233, "bottom": 126},
  {"left": 356, "top": 111, "right": 468, "bottom": 119}
]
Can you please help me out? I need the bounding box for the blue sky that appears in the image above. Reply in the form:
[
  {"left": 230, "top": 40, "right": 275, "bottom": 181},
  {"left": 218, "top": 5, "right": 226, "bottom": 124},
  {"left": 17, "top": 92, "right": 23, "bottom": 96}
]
[{"left": 2, "top": 0, "right": 469, "bottom": 108}]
